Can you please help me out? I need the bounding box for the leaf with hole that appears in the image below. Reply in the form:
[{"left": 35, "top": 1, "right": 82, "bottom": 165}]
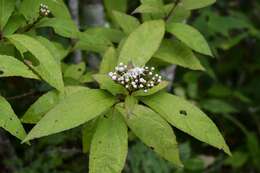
[{"left": 141, "top": 92, "right": 231, "bottom": 155}]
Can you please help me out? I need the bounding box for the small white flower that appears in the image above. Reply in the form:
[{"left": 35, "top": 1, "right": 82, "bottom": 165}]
[
  {"left": 144, "top": 89, "right": 148, "bottom": 93},
  {"left": 139, "top": 84, "right": 144, "bottom": 88},
  {"left": 155, "top": 74, "right": 159, "bottom": 77},
  {"left": 149, "top": 72, "right": 153, "bottom": 75},
  {"left": 118, "top": 67, "right": 125, "bottom": 72},
  {"left": 119, "top": 62, "right": 124, "bottom": 66},
  {"left": 112, "top": 75, "right": 117, "bottom": 80},
  {"left": 151, "top": 67, "right": 155, "bottom": 71},
  {"left": 158, "top": 79, "right": 161, "bottom": 82},
  {"left": 125, "top": 85, "right": 129, "bottom": 88},
  {"left": 108, "top": 72, "right": 113, "bottom": 77}
]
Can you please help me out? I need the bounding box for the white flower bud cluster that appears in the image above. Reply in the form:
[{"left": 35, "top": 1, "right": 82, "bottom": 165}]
[
  {"left": 108, "top": 63, "right": 162, "bottom": 93},
  {"left": 39, "top": 4, "right": 50, "bottom": 17}
]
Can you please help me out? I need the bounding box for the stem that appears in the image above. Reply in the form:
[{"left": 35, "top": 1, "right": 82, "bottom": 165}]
[{"left": 164, "top": 0, "right": 181, "bottom": 21}]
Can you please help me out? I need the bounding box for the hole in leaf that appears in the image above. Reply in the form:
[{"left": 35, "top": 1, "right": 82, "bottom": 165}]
[
  {"left": 9, "top": 117, "right": 13, "bottom": 120},
  {"left": 23, "top": 52, "right": 40, "bottom": 66},
  {"left": 0, "top": 70, "right": 3, "bottom": 75},
  {"left": 179, "top": 110, "right": 187, "bottom": 116},
  {"left": 78, "top": 68, "right": 82, "bottom": 72},
  {"left": 150, "top": 146, "right": 154, "bottom": 150},
  {"left": 104, "top": 115, "right": 108, "bottom": 119}
]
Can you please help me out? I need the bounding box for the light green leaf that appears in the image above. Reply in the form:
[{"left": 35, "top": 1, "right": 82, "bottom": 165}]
[
  {"left": 132, "top": 81, "right": 169, "bottom": 96},
  {"left": 99, "top": 47, "right": 117, "bottom": 74},
  {"left": 154, "top": 39, "right": 204, "bottom": 70},
  {"left": 7, "top": 34, "right": 64, "bottom": 92},
  {"left": 124, "top": 95, "right": 138, "bottom": 115},
  {"left": 182, "top": 0, "right": 216, "bottom": 10},
  {"left": 112, "top": 11, "right": 140, "bottom": 34},
  {"left": 164, "top": 3, "right": 191, "bottom": 23},
  {"left": 167, "top": 23, "right": 212, "bottom": 56},
  {"left": 116, "top": 104, "right": 183, "bottom": 166},
  {"left": 104, "top": 0, "right": 127, "bottom": 17},
  {"left": 36, "top": 18, "right": 79, "bottom": 38},
  {"left": 63, "top": 62, "right": 86, "bottom": 80},
  {"left": 42, "top": 0, "right": 72, "bottom": 20},
  {"left": 3, "top": 14, "right": 26, "bottom": 36},
  {"left": 0, "top": 55, "right": 38, "bottom": 79},
  {"left": 21, "top": 86, "right": 88, "bottom": 124},
  {"left": 80, "top": 72, "right": 94, "bottom": 83},
  {"left": 141, "top": 92, "right": 231, "bottom": 155},
  {"left": 89, "top": 109, "right": 128, "bottom": 173},
  {"left": 0, "top": 0, "right": 16, "bottom": 30},
  {"left": 82, "top": 119, "right": 97, "bottom": 153},
  {"left": 19, "top": 0, "right": 41, "bottom": 23},
  {"left": 23, "top": 89, "right": 116, "bottom": 142},
  {"left": 93, "top": 74, "right": 128, "bottom": 96},
  {"left": 35, "top": 36, "right": 66, "bottom": 62},
  {"left": 75, "top": 32, "right": 112, "bottom": 53},
  {"left": 0, "top": 96, "right": 27, "bottom": 140},
  {"left": 118, "top": 20, "right": 165, "bottom": 66},
  {"left": 133, "top": 4, "right": 165, "bottom": 15},
  {"left": 84, "top": 27, "right": 125, "bottom": 43}
]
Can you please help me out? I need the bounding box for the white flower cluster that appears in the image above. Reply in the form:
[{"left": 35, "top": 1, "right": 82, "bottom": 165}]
[
  {"left": 108, "top": 63, "right": 162, "bottom": 93},
  {"left": 39, "top": 4, "right": 50, "bottom": 17}
]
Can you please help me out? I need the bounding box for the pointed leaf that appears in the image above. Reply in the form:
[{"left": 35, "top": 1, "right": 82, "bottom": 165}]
[
  {"left": 23, "top": 89, "right": 116, "bottom": 142},
  {"left": 7, "top": 34, "right": 64, "bottom": 92},
  {"left": 118, "top": 20, "right": 165, "bottom": 66},
  {"left": 0, "top": 96, "right": 27, "bottom": 140},
  {"left": 19, "top": 0, "right": 41, "bottom": 22},
  {"left": 0, "top": 0, "right": 16, "bottom": 30},
  {"left": 36, "top": 18, "right": 79, "bottom": 38},
  {"left": 154, "top": 39, "right": 204, "bottom": 70},
  {"left": 63, "top": 62, "right": 86, "bottom": 80},
  {"left": 141, "top": 92, "right": 231, "bottom": 155},
  {"left": 89, "top": 109, "right": 128, "bottom": 173},
  {"left": 112, "top": 11, "right": 140, "bottom": 34},
  {"left": 93, "top": 74, "right": 128, "bottom": 95},
  {"left": 117, "top": 104, "right": 183, "bottom": 166},
  {"left": 167, "top": 23, "right": 212, "bottom": 56},
  {"left": 99, "top": 47, "right": 117, "bottom": 74},
  {"left": 0, "top": 55, "right": 38, "bottom": 79},
  {"left": 21, "top": 86, "right": 87, "bottom": 124}
]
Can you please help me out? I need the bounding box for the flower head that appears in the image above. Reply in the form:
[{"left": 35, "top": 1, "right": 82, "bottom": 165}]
[
  {"left": 108, "top": 63, "right": 162, "bottom": 93},
  {"left": 39, "top": 4, "right": 50, "bottom": 17}
]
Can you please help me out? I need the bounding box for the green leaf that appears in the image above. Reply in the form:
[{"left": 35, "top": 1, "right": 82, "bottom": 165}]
[
  {"left": 23, "top": 89, "right": 116, "bottom": 142},
  {"left": 99, "top": 47, "right": 117, "bottom": 74},
  {"left": 82, "top": 119, "right": 97, "bottom": 153},
  {"left": 3, "top": 14, "right": 26, "bottom": 36},
  {"left": 132, "top": 81, "right": 169, "bottom": 96},
  {"left": 124, "top": 95, "right": 138, "bottom": 115},
  {"left": 0, "top": 0, "right": 16, "bottom": 30},
  {"left": 35, "top": 36, "right": 66, "bottom": 62},
  {"left": 154, "top": 39, "right": 204, "bottom": 70},
  {"left": 104, "top": 0, "right": 127, "bottom": 17},
  {"left": 224, "top": 151, "right": 248, "bottom": 168},
  {"left": 75, "top": 32, "right": 112, "bottom": 53},
  {"left": 116, "top": 104, "right": 183, "bottom": 166},
  {"left": 63, "top": 62, "right": 86, "bottom": 80},
  {"left": 36, "top": 18, "right": 79, "bottom": 38},
  {"left": 19, "top": 0, "right": 41, "bottom": 23},
  {"left": 112, "top": 11, "right": 140, "bottom": 34},
  {"left": 7, "top": 34, "right": 64, "bottom": 92},
  {"left": 118, "top": 20, "right": 165, "bottom": 66},
  {"left": 89, "top": 109, "right": 128, "bottom": 173},
  {"left": 0, "top": 55, "right": 38, "bottom": 79},
  {"left": 93, "top": 74, "right": 128, "bottom": 96},
  {"left": 0, "top": 96, "right": 27, "bottom": 140},
  {"left": 165, "top": 4, "right": 191, "bottom": 23},
  {"left": 133, "top": 4, "right": 165, "bottom": 15},
  {"left": 84, "top": 27, "right": 125, "bottom": 43},
  {"left": 42, "top": 0, "right": 72, "bottom": 20},
  {"left": 21, "top": 86, "right": 88, "bottom": 124},
  {"left": 141, "top": 92, "right": 231, "bottom": 155},
  {"left": 182, "top": 0, "right": 216, "bottom": 10},
  {"left": 166, "top": 23, "right": 212, "bottom": 56},
  {"left": 80, "top": 72, "right": 94, "bottom": 83}
]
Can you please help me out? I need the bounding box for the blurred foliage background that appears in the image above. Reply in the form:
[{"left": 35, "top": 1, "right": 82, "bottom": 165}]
[{"left": 0, "top": 0, "right": 260, "bottom": 173}]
